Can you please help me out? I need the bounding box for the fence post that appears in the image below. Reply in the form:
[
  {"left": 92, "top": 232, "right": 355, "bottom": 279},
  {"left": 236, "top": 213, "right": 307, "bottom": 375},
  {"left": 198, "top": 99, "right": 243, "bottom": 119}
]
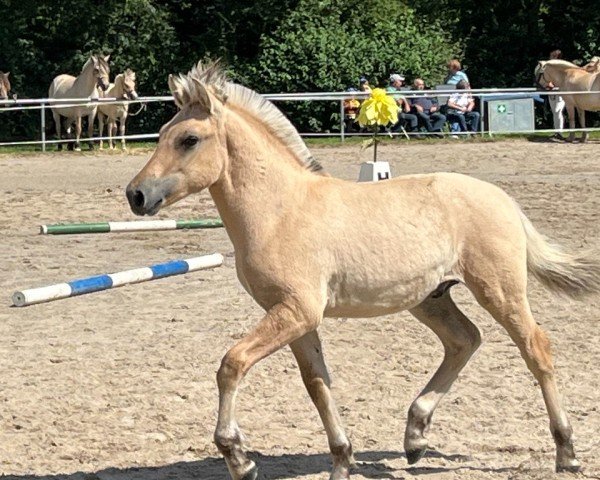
[
  {"left": 41, "top": 102, "right": 46, "bottom": 152},
  {"left": 479, "top": 94, "right": 485, "bottom": 137},
  {"left": 340, "top": 99, "right": 345, "bottom": 142}
]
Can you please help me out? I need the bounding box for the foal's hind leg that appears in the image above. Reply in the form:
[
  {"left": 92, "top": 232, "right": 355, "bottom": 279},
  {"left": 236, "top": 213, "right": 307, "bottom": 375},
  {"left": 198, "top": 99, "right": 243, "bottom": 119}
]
[
  {"left": 405, "top": 290, "right": 482, "bottom": 464},
  {"left": 468, "top": 279, "right": 579, "bottom": 472},
  {"left": 290, "top": 331, "right": 353, "bottom": 480}
]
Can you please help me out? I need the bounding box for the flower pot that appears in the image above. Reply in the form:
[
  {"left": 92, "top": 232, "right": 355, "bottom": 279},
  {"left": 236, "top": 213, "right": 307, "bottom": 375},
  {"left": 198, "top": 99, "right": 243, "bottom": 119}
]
[{"left": 357, "top": 161, "right": 392, "bottom": 182}]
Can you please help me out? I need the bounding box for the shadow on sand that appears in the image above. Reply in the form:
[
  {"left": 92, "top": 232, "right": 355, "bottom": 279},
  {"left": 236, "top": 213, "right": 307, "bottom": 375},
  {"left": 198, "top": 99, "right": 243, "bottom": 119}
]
[{"left": 0, "top": 449, "right": 515, "bottom": 480}]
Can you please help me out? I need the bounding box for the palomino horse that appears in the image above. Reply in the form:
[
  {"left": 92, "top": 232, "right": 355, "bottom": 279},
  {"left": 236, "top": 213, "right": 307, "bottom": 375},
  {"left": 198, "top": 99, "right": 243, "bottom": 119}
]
[
  {"left": 583, "top": 56, "right": 600, "bottom": 74},
  {"left": 535, "top": 59, "right": 600, "bottom": 142},
  {"left": 48, "top": 55, "right": 110, "bottom": 151},
  {"left": 127, "top": 61, "right": 600, "bottom": 480},
  {"left": 0, "top": 71, "right": 10, "bottom": 101},
  {"left": 98, "top": 69, "right": 138, "bottom": 150}
]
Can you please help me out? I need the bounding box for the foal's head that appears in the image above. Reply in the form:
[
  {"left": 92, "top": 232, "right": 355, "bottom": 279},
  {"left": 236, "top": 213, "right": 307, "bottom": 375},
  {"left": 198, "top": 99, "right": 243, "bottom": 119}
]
[
  {"left": 126, "top": 60, "right": 321, "bottom": 216},
  {"left": 120, "top": 69, "right": 138, "bottom": 100},
  {"left": 127, "top": 62, "right": 229, "bottom": 216},
  {"left": 0, "top": 72, "right": 10, "bottom": 100}
]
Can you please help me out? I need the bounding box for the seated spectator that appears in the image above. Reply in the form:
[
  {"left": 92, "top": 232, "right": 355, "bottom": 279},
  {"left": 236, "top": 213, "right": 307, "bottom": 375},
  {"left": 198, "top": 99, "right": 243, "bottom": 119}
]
[
  {"left": 444, "top": 59, "right": 469, "bottom": 86},
  {"left": 359, "top": 76, "right": 372, "bottom": 93},
  {"left": 343, "top": 87, "right": 361, "bottom": 132},
  {"left": 386, "top": 73, "right": 419, "bottom": 135},
  {"left": 410, "top": 78, "right": 446, "bottom": 137},
  {"left": 446, "top": 80, "right": 480, "bottom": 134}
]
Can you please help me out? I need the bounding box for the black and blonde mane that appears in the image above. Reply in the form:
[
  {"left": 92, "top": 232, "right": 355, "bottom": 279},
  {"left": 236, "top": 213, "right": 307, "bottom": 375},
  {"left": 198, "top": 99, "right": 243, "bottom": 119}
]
[{"left": 169, "top": 61, "right": 325, "bottom": 174}]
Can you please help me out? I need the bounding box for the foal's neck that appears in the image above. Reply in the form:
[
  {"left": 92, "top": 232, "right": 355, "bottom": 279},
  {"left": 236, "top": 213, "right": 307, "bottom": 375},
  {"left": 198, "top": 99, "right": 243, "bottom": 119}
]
[
  {"left": 109, "top": 76, "right": 125, "bottom": 97},
  {"left": 209, "top": 112, "right": 313, "bottom": 249}
]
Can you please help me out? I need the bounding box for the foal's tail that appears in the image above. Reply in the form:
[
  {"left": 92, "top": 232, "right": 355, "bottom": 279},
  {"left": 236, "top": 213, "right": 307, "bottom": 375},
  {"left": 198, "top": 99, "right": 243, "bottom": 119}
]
[{"left": 516, "top": 202, "right": 600, "bottom": 298}]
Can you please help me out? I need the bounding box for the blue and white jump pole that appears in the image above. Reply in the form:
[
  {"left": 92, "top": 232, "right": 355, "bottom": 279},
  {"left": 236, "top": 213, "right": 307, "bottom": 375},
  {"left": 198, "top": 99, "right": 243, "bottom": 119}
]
[{"left": 12, "top": 253, "right": 224, "bottom": 307}]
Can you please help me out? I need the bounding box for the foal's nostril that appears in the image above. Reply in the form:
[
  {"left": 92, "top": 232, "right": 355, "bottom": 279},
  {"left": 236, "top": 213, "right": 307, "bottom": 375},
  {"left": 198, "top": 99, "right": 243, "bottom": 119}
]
[{"left": 132, "top": 190, "right": 145, "bottom": 209}]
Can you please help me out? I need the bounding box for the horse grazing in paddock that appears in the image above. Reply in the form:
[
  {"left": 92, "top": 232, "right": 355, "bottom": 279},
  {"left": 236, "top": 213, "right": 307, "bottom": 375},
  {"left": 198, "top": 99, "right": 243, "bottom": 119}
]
[
  {"left": 0, "top": 71, "right": 10, "bottom": 101},
  {"left": 126, "top": 61, "right": 600, "bottom": 480},
  {"left": 48, "top": 55, "right": 110, "bottom": 151},
  {"left": 98, "top": 69, "right": 138, "bottom": 150},
  {"left": 535, "top": 59, "right": 600, "bottom": 142}
]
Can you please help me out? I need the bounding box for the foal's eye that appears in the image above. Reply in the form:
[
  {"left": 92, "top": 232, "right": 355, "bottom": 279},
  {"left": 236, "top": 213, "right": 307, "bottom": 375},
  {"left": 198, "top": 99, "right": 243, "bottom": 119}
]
[{"left": 181, "top": 136, "right": 199, "bottom": 149}]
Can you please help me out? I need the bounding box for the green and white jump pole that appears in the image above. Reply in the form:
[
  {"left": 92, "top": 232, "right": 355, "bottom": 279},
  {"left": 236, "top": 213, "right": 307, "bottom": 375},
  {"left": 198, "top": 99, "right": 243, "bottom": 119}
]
[{"left": 40, "top": 218, "right": 223, "bottom": 235}]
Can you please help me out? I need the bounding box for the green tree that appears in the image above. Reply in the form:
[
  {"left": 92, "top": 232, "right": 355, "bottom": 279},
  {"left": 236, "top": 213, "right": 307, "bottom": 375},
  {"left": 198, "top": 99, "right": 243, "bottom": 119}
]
[
  {"left": 246, "top": 0, "right": 460, "bottom": 131},
  {"left": 0, "top": 0, "right": 180, "bottom": 140}
]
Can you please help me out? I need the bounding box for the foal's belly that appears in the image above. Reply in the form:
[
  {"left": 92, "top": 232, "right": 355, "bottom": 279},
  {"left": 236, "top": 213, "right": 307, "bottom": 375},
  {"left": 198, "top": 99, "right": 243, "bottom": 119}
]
[{"left": 324, "top": 265, "right": 447, "bottom": 318}]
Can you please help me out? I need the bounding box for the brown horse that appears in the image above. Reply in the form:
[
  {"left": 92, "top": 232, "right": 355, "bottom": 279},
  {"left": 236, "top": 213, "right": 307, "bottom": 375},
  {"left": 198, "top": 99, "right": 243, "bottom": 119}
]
[
  {"left": 127, "top": 61, "right": 600, "bottom": 480},
  {"left": 0, "top": 71, "right": 10, "bottom": 101},
  {"left": 535, "top": 59, "right": 600, "bottom": 142}
]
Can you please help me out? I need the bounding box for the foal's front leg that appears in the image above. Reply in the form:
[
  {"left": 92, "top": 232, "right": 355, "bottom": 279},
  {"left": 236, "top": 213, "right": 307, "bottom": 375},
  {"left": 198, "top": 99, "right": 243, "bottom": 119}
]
[
  {"left": 74, "top": 116, "right": 82, "bottom": 151},
  {"left": 577, "top": 108, "right": 588, "bottom": 143},
  {"left": 290, "top": 331, "right": 353, "bottom": 480},
  {"left": 214, "top": 301, "right": 321, "bottom": 480},
  {"left": 87, "top": 113, "right": 95, "bottom": 150}
]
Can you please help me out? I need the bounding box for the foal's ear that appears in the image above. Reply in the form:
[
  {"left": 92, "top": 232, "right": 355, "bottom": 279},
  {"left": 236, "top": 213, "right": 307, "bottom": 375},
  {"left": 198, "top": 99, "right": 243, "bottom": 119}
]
[
  {"left": 4, "top": 72, "right": 9, "bottom": 78},
  {"left": 191, "top": 77, "right": 215, "bottom": 114},
  {"left": 168, "top": 74, "right": 190, "bottom": 109},
  {"left": 104, "top": 55, "right": 111, "bottom": 62}
]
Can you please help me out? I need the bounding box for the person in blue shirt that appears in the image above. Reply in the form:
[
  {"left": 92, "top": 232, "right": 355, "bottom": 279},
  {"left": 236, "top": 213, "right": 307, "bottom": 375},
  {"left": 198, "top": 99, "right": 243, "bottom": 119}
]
[
  {"left": 444, "top": 59, "right": 469, "bottom": 86},
  {"left": 410, "top": 78, "right": 446, "bottom": 137}
]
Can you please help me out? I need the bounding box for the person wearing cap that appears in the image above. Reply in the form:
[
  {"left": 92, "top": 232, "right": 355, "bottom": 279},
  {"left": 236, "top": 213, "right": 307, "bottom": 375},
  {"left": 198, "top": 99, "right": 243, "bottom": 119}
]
[
  {"left": 386, "top": 73, "right": 419, "bottom": 135},
  {"left": 359, "top": 76, "right": 372, "bottom": 93}
]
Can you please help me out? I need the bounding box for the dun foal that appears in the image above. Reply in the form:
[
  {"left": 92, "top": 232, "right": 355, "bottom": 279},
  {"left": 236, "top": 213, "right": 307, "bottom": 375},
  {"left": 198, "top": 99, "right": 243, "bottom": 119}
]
[
  {"left": 127, "top": 61, "right": 600, "bottom": 480},
  {"left": 98, "top": 69, "right": 138, "bottom": 150}
]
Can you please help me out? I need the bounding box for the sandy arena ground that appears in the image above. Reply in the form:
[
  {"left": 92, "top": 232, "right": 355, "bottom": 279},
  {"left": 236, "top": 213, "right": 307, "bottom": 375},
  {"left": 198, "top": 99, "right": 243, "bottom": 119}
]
[{"left": 0, "top": 139, "right": 599, "bottom": 480}]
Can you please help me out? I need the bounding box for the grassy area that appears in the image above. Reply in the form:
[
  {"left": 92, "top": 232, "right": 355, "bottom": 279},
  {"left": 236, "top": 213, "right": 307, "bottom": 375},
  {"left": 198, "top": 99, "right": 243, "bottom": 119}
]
[
  {"left": 0, "top": 141, "right": 159, "bottom": 155},
  {"left": 1, "top": 131, "right": 599, "bottom": 155}
]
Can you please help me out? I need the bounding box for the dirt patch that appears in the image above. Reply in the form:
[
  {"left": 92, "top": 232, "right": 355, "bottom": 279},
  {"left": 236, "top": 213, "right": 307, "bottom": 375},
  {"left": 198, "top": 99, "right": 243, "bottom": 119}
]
[{"left": 1, "top": 139, "right": 599, "bottom": 479}]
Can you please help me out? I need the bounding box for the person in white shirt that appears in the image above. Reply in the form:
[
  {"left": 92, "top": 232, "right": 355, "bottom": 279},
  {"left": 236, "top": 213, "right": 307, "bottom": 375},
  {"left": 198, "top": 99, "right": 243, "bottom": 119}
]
[
  {"left": 547, "top": 49, "right": 566, "bottom": 141},
  {"left": 446, "top": 80, "right": 480, "bottom": 134}
]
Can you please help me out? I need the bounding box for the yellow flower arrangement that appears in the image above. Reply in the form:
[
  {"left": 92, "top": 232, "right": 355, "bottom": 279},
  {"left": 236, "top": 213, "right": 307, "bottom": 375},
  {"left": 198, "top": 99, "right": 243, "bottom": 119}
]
[
  {"left": 357, "top": 88, "right": 399, "bottom": 127},
  {"left": 357, "top": 88, "right": 399, "bottom": 162}
]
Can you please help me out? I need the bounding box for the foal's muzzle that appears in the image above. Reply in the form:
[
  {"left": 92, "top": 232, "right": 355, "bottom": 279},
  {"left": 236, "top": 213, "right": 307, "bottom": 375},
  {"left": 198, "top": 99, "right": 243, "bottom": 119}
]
[{"left": 126, "top": 177, "right": 177, "bottom": 216}]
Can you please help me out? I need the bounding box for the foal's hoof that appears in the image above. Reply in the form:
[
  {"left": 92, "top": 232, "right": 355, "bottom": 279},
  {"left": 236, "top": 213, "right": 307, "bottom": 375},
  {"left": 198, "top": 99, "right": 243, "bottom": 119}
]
[
  {"left": 239, "top": 464, "right": 258, "bottom": 480},
  {"left": 406, "top": 448, "right": 427, "bottom": 465},
  {"left": 556, "top": 459, "right": 581, "bottom": 473}
]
